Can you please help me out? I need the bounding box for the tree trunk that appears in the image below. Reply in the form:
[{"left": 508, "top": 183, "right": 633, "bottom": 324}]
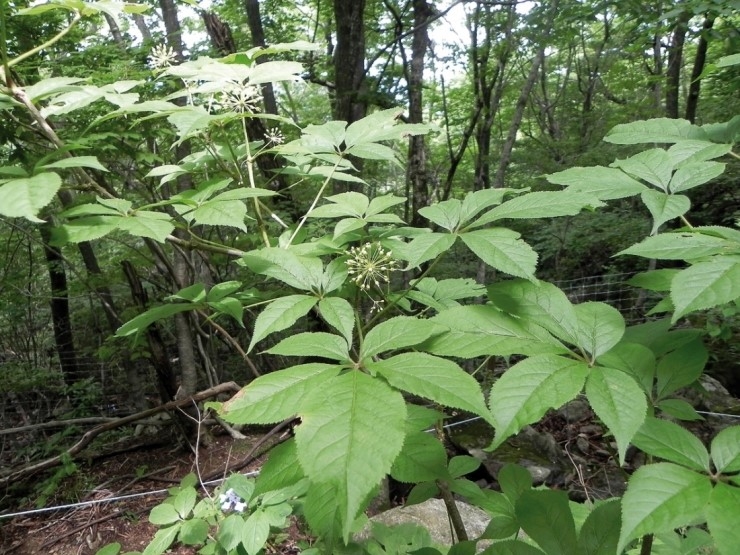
[
  {"left": 407, "top": 0, "right": 434, "bottom": 226},
  {"left": 103, "top": 14, "right": 126, "bottom": 50},
  {"left": 40, "top": 222, "right": 81, "bottom": 387},
  {"left": 132, "top": 13, "right": 152, "bottom": 44},
  {"left": 685, "top": 15, "right": 715, "bottom": 123},
  {"left": 332, "top": 0, "right": 367, "bottom": 125},
  {"left": 244, "top": 0, "right": 278, "bottom": 115},
  {"left": 665, "top": 11, "right": 691, "bottom": 119}
]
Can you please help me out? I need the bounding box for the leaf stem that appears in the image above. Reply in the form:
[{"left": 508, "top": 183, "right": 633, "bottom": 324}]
[{"left": 242, "top": 117, "right": 271, "bottom": 248}]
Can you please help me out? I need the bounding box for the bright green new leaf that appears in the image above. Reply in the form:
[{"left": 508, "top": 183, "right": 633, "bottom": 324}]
[
  {"left": 547, "top": 166, "right": 646, "bottom": 200},
  {"left": 577, "top": 498, "right": 621, "bottom": 555},
  {"left": 470, "top": 192, "right": 601, "bottom": 227},
  {"left": 266, "top": 332, "right": 350, "bottom": 361},
  {"left": 40, "top": 156, "right": 108, "bottom": 172},
  {"left": 310, "top": 192, "right": 369, "bottom": 218},
  {"left": 318, "top": 297, "right": 354, "bottom": 346},
  {"left": 319, "top": 258, "right": 347, "bottom": 294},
  {"left": 221, "top": 363, "right": 339, "bottom": 425},
  {"left": 149, "top": 503, "right": 180, "bottom": 525},
  {"left": 248, "top": 295, "right": 318, "bottom": 352},
  {"left": 459, "top": 188, "right": 512, "bottom": 224},
  {"left": 573, "top": 302, "right": 625, "bottom": 360},
  {"left": 366, "top": 194, "right": 406, "bottom": 217},
  {"left": 423, "top": 303, "right": 566, "bottom": 358},
  {"left": 419, "top": 199, "right": 462, "bottom": 231},
  {"left": 369, "top": 352, "right": 491, "bottom": 420},
  {"left": 295, "top": 371, "right": 406, "bottom": 540},
  {"left": 207, "top": 281, "right": 242, "bottom": 302},
  {"left": 618, "top": 463, "right": 711, "bottom": 553},
  {"left": 668, "top": 140, "right": 732, "bottom": 167},
  {"left": 655, "top": 340, "right": 707, "bottom": 399},
  {"left": 361, "top": 316, "right": 441, "bottom": 359},
  {"left": 618, "top": 232, "right": 733, "bottom": 260},
  {"left": 488, "top": 355, "right": 589, "bottom": 451},
  {"left": 461, "top": 228, "right": 538, "bottom": 281},
  {"left": 586, "top": 368, "right": 647, "bottom": 465},
  {"left": 640, "top": 190, "right": 691, "bottom": 235},
  {"left": 142, "top": 524, "right": 181, "bottom": 555},
  {"left": 116, "top": 303, "right": 196, "bottom": 337},
  {"left": 241, "top": 247, "right": 323, "bottom": 291},
  {"left": 669, "top": 161, "right": 725, "bottom": 193},
  {"left": 706, "top": 482, "right": 740, "bottom": 555},
  {"left": 515, "top": 490, "right": 578, "bottom": 555},
  {"left": 710, "top": 426, "right": 740, "bottom": 474},
  {"left": 671, "top": 257, "right": 740, "bottom": 321},
  {"left": 390, "top": 432, "right": 449, "bottom": 483},
  {"left": 632, "top": 417, "right": 710, "bottom": 471},
  {"left": 0, "top": 173, "right": 61, "bottom": 222},
  {"left": 612, "top": 149, "right": 674, "bottom": 191},
  {"left": 604, "top": 118, "right": 708, "bottom": 144},
  {"left": 173, "top": 486, "right": 196, "bottom": 518},
  {"left": 400, "top": 232, "right": 457, "bottom": 269},
  {"left": 242, "top": 510, "right": 271, "bottom": 555}
]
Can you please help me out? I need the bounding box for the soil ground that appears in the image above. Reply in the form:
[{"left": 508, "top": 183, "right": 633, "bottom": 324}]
[{"left": 0, "top": 432, "right": 308, "bottom": 555}]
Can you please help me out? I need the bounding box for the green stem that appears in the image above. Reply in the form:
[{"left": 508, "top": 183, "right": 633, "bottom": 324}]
[
  {"left": 241, "top": 117, "right": 270, "bottom": 248},
  {"left": 680, "top": 215, "right": 694, "bottom": 229},
  {"left": 436, "top": 479, "right": 468, "bottom": 543},
  {"left": 639, "top": 534, "right": 653, "bottom": 555},
  {"left": 8, "top": 11, "right": 81, "bottom": 69}
]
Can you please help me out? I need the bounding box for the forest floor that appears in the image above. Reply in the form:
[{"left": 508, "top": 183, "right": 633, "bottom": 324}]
[{"left": 0, "top": 431, "right": 310, "bottom": 555}]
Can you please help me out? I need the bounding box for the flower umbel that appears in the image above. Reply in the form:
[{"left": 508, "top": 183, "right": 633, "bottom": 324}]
[
  {"left": 220, "top": 82, "right": 262, "bottom": 114},
  {"left": 265, "top": 127, "right": 284, "bottom": 145},
  {"left": 148, "top": 43, "right": 178, "bottom": 70},
  {"left": 219, "top": 488, "right": 247, "bottom": 513},
  {"left": 346, "top": 242, "right": 400, "bottom": 291}
]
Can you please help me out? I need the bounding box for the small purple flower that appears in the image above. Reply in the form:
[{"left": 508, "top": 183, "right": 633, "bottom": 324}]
[{"left": 219, "top": 488, "right": 247, "bottom": 513}]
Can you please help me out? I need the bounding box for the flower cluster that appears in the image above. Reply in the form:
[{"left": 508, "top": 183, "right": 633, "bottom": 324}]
[
  {"left": 148, "top": 44, "right": 178, "bottom": 70},
  {"left": 220, "top": 82, "right": 262, "bottom": 114},
  {"left": 346, "top": 242, "right": 400, "bottom": 291},
  {"left": 265, "top": 127, "right": 285, "bottom": 145},
  {"left": 218, "top": 488, "right": 247, "bottom": 513}
]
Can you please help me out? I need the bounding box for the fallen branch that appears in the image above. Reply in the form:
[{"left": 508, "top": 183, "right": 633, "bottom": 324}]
[{"left": 0, "top": 382, "right": 240, "bottom": 487}]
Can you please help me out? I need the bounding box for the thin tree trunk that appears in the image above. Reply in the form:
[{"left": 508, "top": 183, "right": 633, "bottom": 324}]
[
  {"left": 244, "top": 0, "right": 278, "bottom": 115},
  {"left": 685, "top": 15, "right": 715, "bottom": 123},
  {"left": 103, "top": 14, "right": 126, "bottom": 50},
  {"left": 132, "top": 13, "right": 152, "bottom": 43},
  {"left": 40, "top": 222, "right": 81, "bottom": 387},
  {"left": 665, "top": 11, "right": 691, "bottom": 119}
]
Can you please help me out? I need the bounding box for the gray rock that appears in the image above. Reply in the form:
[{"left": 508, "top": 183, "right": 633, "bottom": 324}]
[{"left": 356, "top": 498, "right": 491, "bottom": 551}]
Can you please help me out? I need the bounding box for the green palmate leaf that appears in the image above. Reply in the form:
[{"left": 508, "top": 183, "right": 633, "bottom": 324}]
[
  {"left": 361, "top": 316, "right": 441, "bottom": 359},
  {"left": 547, "top": 166, "right": 646, "bottom": 200},
  {"left": 254, "top": 439, "right": 305, "bottom": 496},
  {"left": 241, "top": 247, "right": 323, "bottom": 291},
  {"left": 40, "top": 155, "right": 108, "bottom": 172},
  {"left": 310, "top": 192, "right": 369, "bottom": 218},
  {"left": 461, "top": 228, "right": 539, "bottom": 281},
  {"left": 220, "top": 363, "right": 339, "bottom": 425},
  {"left": 619, "top": 232, "right": 735, "bottom": 260},
  {"left": 142, "top": 524, "right": 181, "bottom": 555},
  {"left": 149, "top": 503, "right": 181, "bottom": 525},
  {"left": 319, "top": 258, "right": 347, "bottom": 294},
  {"left": 248, "top": 295, "right": 318, "bottom": 352},
  {"left": 618, "top": 463, "right": 712, "bottom": 553},
  {"left": 487, "top": 279, "right": 578, "bottom": 343},
  {"left": 390, "top": 432, "right": 449, "bottom": 483},
  {"left": 706, "top": 483, "right": 740, "bottom": 555},
  {"left": 573, "top": 302, "right": 625, "bottom": 360},
  {"left": 488, "top": 355, "right": 589, "bottom": 451},
  {"left": 459, "top": 188, "right": 512, "bottom": 224},
  {"left": 318, "top": 297, "right": 354, "bottom": 345},
  {"left": 266, "top": 332, "right": 350, "bottom": 361},
  {"left": 0, "top": 173, "right": 61, "bottom": 222},
  {"left": 117, "top": 212, "right": 175, "bottom": 242},
  {"left": 671, "top": 257, "right": 740, "bottom": 321},
  {"left": 332, "top": 218, "right": 365, "bottom": 239},
  {"left": 242, "top": 510, "right": 271, "bottom": 555},
  {"left": 710, "top": 426, "right": 740, "bottom": 474},
  {"left": 366, "top": 194, "right": 406, "bottom": 217},
  {"left": 578, "top": 499, "right": 621, "bottom": 555},
  {"left": 368, "top": 352, "right": 491, "bottom": 420},
  {"left": 640, "top": 190, "right": 691, "bottom": 235},
  {"left": 612, "top": 149, "right": 674, "bottom": 191},
  {"left": 585, "top": 368, "right": 646, "bottom": 465},
  {"left": 632, "top": 417, "right": 710, "bottom": 471},
  {"left": 422, "top": 304, "right": 565, "bottom": 358},
  {"left": 116, "top": 303, "right": 195, "bottom": 337},
  {"left": 295, "top": 371, "right": 406, "bottom": 541},
  {"left": 418, "top": 199, "right": 462, "bottom": 231},
  {"left": 345, "top": 142, "right": 398, "bottom": 162},
  {"left": 186, "top": 200, "right": 247, "bottom": 231},
  {"left": 669, "top": 161, "right": 725, "bottom": 193},
  {"left": 597, "top": 342, "right": 656, "bottom": 396},
  {"left": 668, "top": 141, "right": 732, "bottom": 166},
  {"left": 470, "top": 192, "right": 601, "bottom": 228},
  {"left": 627, "top": 269, "right": 680, "bottom": 292},
  {"left": 515, "top": 490, "right": 578, "bottom": 555},
  {"left": 604, "top": 118, "right": 708, "bottom": 144},
  {"left": 343, "top": 108, "right": 429, "bottom": 147},
  {"left": 655, "top": 340, "right": 707, "bottom": 399},
  {"left": 400, "top": 232, "right": 457, "bottom": 269}
]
